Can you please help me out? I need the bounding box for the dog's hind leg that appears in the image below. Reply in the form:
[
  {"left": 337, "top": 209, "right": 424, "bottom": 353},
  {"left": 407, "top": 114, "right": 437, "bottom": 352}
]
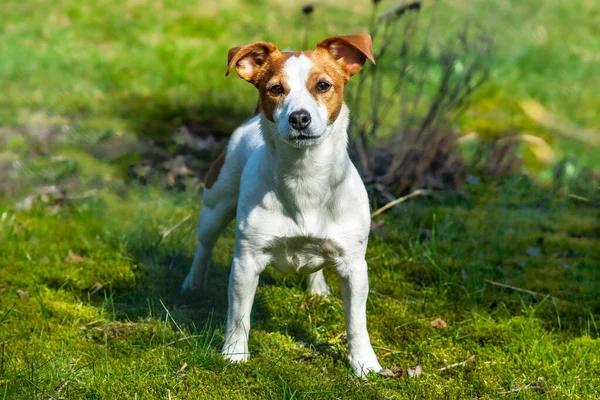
[
  {"left": 306, "top": 270, "right": 330, "bottom": 297},
  {"left": 181, "top": 198, "right": 236, "bottom": 293},
  {"left": 182, "top": 150, "right": 239, "bottom": 293},
  {"left": 181, "top": 116, "right": 263, "bottom": 294}
]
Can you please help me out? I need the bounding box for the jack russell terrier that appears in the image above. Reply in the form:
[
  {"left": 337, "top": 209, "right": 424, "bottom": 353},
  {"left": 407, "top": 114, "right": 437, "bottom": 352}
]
[{"left": 182, "top": 33, "right": 382, "bottom": 376}]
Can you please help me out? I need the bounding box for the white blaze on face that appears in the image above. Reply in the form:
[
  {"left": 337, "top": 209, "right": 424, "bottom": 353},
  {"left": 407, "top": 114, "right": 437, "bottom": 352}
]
[{"left": 273, "top": 55, "right": 330, "bottom": 141}]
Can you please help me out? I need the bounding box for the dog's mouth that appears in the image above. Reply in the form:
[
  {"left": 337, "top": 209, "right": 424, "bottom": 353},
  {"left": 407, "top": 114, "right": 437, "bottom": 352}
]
[{"left": 286, "top": 133, "right": 322, "bottom": 147}]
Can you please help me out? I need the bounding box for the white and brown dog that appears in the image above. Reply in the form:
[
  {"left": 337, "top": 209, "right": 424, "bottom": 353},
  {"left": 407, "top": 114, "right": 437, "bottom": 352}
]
[{"left": 182, "top": 33, "right": 382, "bottom": 376}]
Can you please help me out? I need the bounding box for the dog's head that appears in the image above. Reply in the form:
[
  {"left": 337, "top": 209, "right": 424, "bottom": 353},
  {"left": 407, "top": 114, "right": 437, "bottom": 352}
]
[{"left": 226, "top": 34, "right": 375, "bottom": 147}]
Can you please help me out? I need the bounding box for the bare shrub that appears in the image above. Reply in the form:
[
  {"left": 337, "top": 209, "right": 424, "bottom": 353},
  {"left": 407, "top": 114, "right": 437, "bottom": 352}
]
[{"left": 347, "top": 1, "right": 492, "bottom": 201}]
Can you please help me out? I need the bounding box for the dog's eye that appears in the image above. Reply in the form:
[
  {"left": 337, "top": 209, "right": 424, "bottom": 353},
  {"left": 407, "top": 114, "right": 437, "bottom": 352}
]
[
  {"left": 316, "top": 81, "right": 331, "bottom": 93},
  {"left": 269, "top": 85, "right": 284, "bottom": 95}
]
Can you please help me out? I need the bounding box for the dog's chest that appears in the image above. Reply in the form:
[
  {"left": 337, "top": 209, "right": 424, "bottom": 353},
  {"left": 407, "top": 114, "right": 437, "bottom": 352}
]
[{"left": 262, "top": 235, "right": 344, "bottom": 274}]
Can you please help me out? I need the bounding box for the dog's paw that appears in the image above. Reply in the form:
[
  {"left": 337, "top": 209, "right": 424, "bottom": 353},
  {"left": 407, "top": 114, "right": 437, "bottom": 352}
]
[
  {"left": 308, "top": 282, "right": 331, "bottom": 297},
  {"left": 223, "top": 351, "right": 250, "bottom": 363},
  {"left": 222, "top": 337, "right": 250, "bottom": 363},
  {"left": 307, "top": 274, "right": 331, "bottom": 297},
  {"left": 348, "top": 351, "right": 382, "bottom": 378}
]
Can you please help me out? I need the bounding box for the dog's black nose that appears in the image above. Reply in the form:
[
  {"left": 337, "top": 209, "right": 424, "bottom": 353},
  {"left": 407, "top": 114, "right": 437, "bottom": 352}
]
[{"left": 288, "top": 109, "right": 311, "bottom": 130}]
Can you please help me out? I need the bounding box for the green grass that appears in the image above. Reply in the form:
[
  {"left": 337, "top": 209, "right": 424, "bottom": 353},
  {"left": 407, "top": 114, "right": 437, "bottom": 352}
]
[
  {"left": 1, "top": 133, "right": 599, "bottom": 398},
  {"left": 1, "top": 0, "right": 600, "bottom": 398}
]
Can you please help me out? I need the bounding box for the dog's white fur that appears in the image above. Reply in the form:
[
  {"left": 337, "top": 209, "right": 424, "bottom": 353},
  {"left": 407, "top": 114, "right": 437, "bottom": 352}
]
[{"left": 182, "top": 40, "right": 382, "bottom": 377}]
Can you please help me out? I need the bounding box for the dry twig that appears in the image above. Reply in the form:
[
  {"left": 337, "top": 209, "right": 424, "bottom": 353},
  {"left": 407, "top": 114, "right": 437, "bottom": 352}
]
[
  {"left": 371, "top": 189, "right": 430, "bottom": 217},
  {"left": 499, "top": 383, "right": 544, "bottom": 396},
  {"left": 438, "top": 355, "right": 475, "bottom": 371},
  {"left": 568, "top": 193, "right": 588, "bottom": 202},
  {"left": 369, "top": 290, "right": 403, "bottom": 305},
  {"left": 161, "top": 215, "right": 192, "bottom": 239},
  {"left": 151, "top": 335, "right": 203, "bottom": 351},
  {"left": 485, "top": 280, "right": 560, "bottom": 302}
]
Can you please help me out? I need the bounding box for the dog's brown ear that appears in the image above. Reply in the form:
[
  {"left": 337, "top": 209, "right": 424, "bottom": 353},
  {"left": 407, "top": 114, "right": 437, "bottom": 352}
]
[
  {"left": 226, "top": 42, "right": 278, "bottom": 84},
  {"left": 317, "top": 33, "right": 375, "bottom": 78}
]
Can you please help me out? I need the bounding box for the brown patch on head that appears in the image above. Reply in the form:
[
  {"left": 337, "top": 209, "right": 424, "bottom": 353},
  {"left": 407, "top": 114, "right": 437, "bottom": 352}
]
[
  {"left": 310, "top": 33, "right": 375, "bottom": 124},
  {"left": 226, "top": 42, "right": 278, "bottom": 84},
  {"left": 226, "top": 41, "right": 290, "bottom": 122},
  {"left": 251, "top": 48, "right": 349, "bottom": 125},
  {"left": 204, "top": 148, "right": 227, "bottom": 189},
  {"left": 253, "top": 51, "right": 296, "bottom": 122},
  {"left": 226, "top": 34, "right": 375, "bottom": 126},
  {"left": 316, "top": 33, "right": 375, "bottom": 77},
  {"left": 307, "top": 48, "right": 348, "bottom": 124}
]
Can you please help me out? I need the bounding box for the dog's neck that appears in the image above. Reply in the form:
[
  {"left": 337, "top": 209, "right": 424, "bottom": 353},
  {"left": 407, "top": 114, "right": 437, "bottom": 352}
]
[{"left": 260, "top": 104, "right": 351, "bottom": 212}]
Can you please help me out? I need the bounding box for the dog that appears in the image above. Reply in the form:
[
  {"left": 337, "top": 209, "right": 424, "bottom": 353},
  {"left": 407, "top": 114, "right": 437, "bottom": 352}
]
[{"left": 182, "top": 33, "right": 382, "bottom": 377}]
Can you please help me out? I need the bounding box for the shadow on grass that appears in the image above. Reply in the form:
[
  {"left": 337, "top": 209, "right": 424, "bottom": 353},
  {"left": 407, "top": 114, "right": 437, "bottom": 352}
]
[
  {"left": 113, "top": 91, "right": 254, "bottom": 143},
  {"left": 100, "top": 237, "right": 319, "bottom": 354}
]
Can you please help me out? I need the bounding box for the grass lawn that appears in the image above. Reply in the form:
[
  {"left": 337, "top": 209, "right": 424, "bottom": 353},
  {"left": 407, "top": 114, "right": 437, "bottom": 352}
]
[{"left": 1, "top": 0, "right": 599, "bottom": 398}]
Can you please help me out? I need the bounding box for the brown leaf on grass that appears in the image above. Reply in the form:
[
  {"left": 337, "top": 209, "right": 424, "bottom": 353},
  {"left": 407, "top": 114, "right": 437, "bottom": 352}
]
[
  {"left": 65, "top": 249, "right": 87, "bottom": 263},
  {"left": 17, "top": 290, "right": 30, "bottom": 299},
  {"left": 173, "top": 361, "right": 188, "bottom": 377},
  {"left": 430, "top": 318, "right": 447, "bottom": 328},
  {"left": 407, "top": 365, "right": 423, "bottom": 377},
  {"left": 379, "top": 368, "right": 404, "bottom": 378},
  {"left": 0, "top": 286, "right": 6, "bottom": 294},
  {"left": 379, "top": 365, "right": 423, "bottom": 379}
]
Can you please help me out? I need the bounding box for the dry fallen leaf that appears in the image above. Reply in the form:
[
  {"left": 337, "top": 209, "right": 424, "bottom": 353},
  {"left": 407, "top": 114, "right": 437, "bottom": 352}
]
[
  {"left": 379, "top": 365, "right": 423, "bottom": 379},
  {"left": 407, "top": 365, "right": 423, "bottom": 377},
  {"left": 430, "top": 318, "right": 448, "bottom": 328},
  {"left": 379, "top": 368, "right": 404, "bottom": 378},
  {"left": 17, "top": 289, "right": 30, "bottom": 299},
  {"left": 0, "top": 286, "right": 6, "bottom": 294},
  {"left": 173, "top": 361, "right": 188, "bottom": 377},
  {"left": 65, "top": 249, "right": 87, "bottom": 263}
]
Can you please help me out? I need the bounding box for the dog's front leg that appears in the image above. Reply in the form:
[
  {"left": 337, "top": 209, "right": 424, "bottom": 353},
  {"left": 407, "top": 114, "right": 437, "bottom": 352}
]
[
  {"left": 339, "top": 260, "right": 382, "bottom": 377},
  {"left": 222, "top": 254, "right": 261, "bottom": 362}
]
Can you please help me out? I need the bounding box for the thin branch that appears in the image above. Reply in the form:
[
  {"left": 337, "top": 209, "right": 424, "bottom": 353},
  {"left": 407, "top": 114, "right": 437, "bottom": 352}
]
[
  {"left": 161, "top": 215, "right": 192, "bottom": 239},
  {"left": 371, "top": 189, "right": 430, "bottom": 218},
  {"left": 161, "top": 335, "right": 203, "bottom": 348},
  {"left": 568, "top": 193, "right": 598, "bottom": 207},
  {"left": 499, "top": 384, "right": 544, "bottom": 396},
  {"left": 153, "top": 214, "right": 193, "bottom": 249},
  {"left": 568, "top": 194, "right": 589, "bottom": 202},
  {"left": 485, "top": 280, "right": 559, "bottom": 301},
  {"left": 369, "top": 290, "right": 403, "bottom": 305},
  {"left": 438, "top": 355, "right": 475, "bottom": 371},
  {"left": 26, "top": 379, "right": 56, "bottom": 400}
]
